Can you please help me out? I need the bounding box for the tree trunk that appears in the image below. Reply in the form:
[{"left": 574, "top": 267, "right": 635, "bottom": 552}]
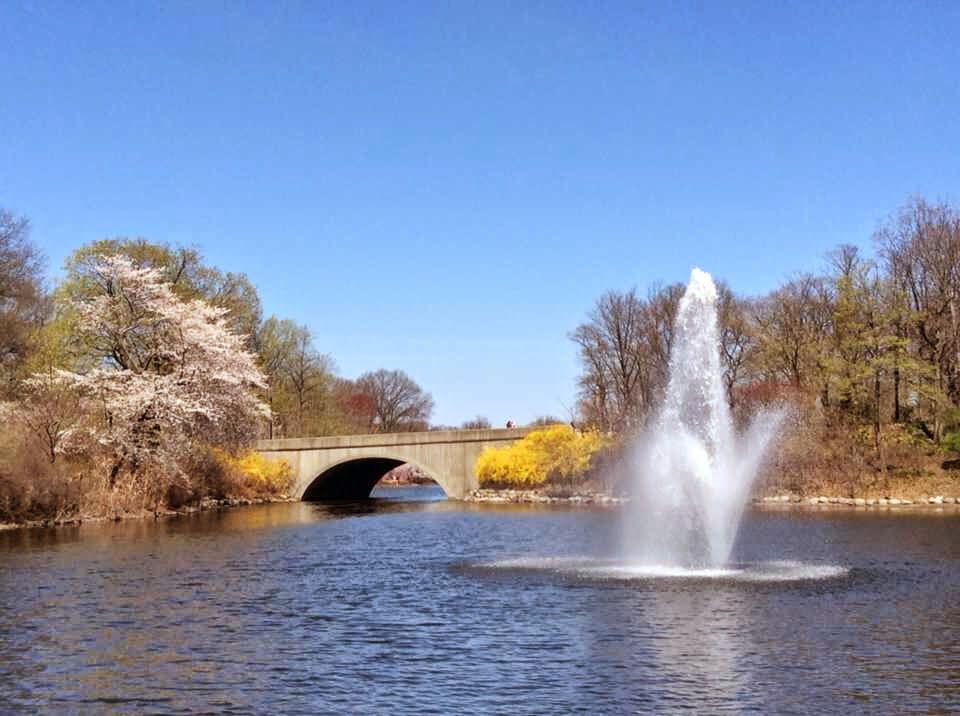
[
  {"left": 935, "top": 366, "right": 944, "bottom": 441},
  {"left": 269, "top": 391, "right": 274, "bottom": 439},
  {"left": 108, "top": 456, "right": 124, "bottom": 489},
  {"left": 873, "top": 369, "right": 882, "bottom": 455},
  {"left": 892, "top": 365, "right": 901, "bottom": 422},
  {"left": 952, "top": 298, "right": 960, "bottom": 405}
]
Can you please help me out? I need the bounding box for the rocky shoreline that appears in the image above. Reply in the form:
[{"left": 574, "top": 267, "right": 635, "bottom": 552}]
[
  {"left": 754, "top": 494, "right": 960, "bottom": 507},
  {"left": 465, "top": 489, "right": 626, "bottom": 505},
  {"left": 465, "top": 488, "right": 960, "bottom": 508}
]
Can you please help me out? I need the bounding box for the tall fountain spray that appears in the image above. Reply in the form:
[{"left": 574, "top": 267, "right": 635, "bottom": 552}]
[{"left": 627, "top": 268, "right": 782, "bottom": 569}]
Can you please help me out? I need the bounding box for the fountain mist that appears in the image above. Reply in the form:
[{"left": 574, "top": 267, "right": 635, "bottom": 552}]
[{"left": 626, "top": 268, "right": 783, "bottom": 568}]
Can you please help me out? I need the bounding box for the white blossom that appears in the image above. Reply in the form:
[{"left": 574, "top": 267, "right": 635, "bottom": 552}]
[{"left": 51, "top": 255, "right": 269, "bottom": 479}]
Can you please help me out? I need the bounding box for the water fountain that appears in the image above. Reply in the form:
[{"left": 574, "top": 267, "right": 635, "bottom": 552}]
[
  {"left": 479, "top": 267, "right": 846, "bottom": 584},
  {"left": 625, "top": 267, "right": 783, "bottom": 569}
]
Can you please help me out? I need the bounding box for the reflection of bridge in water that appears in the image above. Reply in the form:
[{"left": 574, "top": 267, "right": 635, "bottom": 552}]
[{"left": 255, "top": 428, "right": 531, "bottom": 500}]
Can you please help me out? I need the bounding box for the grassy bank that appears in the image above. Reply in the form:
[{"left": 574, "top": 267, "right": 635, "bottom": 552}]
[
  {"left": 0, "top": 493, "right": 295, "bottom": 532},
  {"left": 0, "top": 448, "right": 294, "bottom": 529}
]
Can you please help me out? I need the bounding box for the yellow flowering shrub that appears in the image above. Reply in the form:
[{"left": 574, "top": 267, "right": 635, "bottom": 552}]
[
  {"left": 211, "top": 448, "right": 293, "bottom": 496},
  {"left": 475, "top": 425, "right": 608, "bottom": 488}
]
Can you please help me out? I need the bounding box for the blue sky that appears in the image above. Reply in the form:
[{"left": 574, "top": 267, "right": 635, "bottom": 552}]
[{"left": 3, "top": 1, "right": 959, "bottom": 426}]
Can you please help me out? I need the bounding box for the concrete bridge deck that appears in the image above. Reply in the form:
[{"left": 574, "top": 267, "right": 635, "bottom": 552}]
[{"left": 255, "top": 427, "right": 531, "bottom": 500}]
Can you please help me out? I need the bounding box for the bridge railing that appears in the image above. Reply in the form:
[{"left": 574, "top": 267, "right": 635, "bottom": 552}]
[{"left": 255, "top": 427, "right": 533, "bottom": 452}]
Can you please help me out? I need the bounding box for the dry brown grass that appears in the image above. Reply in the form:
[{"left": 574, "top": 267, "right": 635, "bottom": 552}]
[
  {"left": 0, "top": 429, "right": 80, "bottom": 523},
  {"left": 0, "top": 427, "right": 291, "bottom": 526}
]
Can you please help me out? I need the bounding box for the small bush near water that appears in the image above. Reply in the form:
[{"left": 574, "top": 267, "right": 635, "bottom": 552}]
[
  {"left": 475, "top": 425, "right": 608, "bottom": 488},
  {"left": 210, "top": 448, "right": 294, "bottom": 498},
  {"left": 942, "top": 432, "right": 960, "bottom": 454}
]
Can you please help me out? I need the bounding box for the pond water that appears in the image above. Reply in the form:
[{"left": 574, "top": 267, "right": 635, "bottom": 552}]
[{"left": 1, "top": 484, "right": 958, "bottom": 714}]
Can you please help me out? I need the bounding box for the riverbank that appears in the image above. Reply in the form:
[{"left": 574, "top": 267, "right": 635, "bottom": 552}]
[
  {"left": 0, "top": 495, "right": 295, "bottom": 531},
  {"left": 6, "top": 484, "right": 960, "bottom": 531},
  {"left": 754, "top": 493, "right": 960, "bottom": 508},
  {"left": 465, "top": 488, "right": 626, "bottom": 505},
  {"left": 466, "top": 487, "right": 960, "bottom": 508}
]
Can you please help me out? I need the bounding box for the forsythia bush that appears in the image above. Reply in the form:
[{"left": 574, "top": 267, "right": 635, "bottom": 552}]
[
  {"left": 212, "top": 448, "right": 293, "bottom": 495},
  {"left": 475, "top": 425, "right": 608, "bottom": 488}
]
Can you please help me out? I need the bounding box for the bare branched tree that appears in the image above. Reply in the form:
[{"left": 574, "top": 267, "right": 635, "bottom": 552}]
[
  {"left": 355, "top": 369, "right": 434, "bottom": 432},
  {"left": 570, "top": 288, "right": 646, "bottom": 432},
  {"left": 876, "top": 198, "right": 960, "bottom": 408},
  {"left": 717, "top": 282, "right": 755, "bottom": 400},
  {"left": 461, "top": 416, "right": 491, "bottom": 430},
  {"left": 570, "top": 283, "right": 686, "bottom": 432}
]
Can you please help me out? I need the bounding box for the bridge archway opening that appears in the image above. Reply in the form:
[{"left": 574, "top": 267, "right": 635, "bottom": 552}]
[{"left": 301, "top": 457, "right": 446, "bottom": 501}]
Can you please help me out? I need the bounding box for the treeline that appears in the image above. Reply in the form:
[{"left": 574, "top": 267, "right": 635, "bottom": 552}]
[
  {"left": 571, "top": 197, "right": 960, "bottom": 496},
  {"left": 0, "top": 214, "right": 434, "bottom": 522}
]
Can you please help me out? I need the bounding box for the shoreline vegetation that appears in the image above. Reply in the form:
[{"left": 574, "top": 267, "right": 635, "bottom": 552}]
[{"left": 4, "top": 196, "right": 960, "bottom": 529}]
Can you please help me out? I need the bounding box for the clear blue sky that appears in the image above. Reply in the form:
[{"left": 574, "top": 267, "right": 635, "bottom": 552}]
[{"left": 3, "top": 1, "right": 959, "bottom": 426}]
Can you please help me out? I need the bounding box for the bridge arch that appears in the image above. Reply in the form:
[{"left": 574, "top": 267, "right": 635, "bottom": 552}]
[{"left": 301, "top": 455, "right": 447, "bottom": 501}]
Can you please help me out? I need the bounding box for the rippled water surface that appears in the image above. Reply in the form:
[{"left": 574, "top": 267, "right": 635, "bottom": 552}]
[{"left": 1, "top": 485, "right": 959, "bottom": 714}]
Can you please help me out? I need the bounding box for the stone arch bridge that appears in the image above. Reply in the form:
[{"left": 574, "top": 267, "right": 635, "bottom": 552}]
[{"left": 255, "top": 428, "right": 531, "bottom": 500}]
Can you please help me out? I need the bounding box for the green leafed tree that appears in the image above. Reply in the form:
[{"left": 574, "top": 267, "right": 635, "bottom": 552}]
[
  {"left": 0, "top": 209, "right": 48, "bottom": 394},
  {"left": 58, "top": 238, "right": 263, "bottom": 351}
]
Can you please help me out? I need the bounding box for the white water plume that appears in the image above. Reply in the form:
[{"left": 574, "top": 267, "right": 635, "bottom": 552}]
[{"left": 626, "top": 268, "right": 784, "bottom": 568}]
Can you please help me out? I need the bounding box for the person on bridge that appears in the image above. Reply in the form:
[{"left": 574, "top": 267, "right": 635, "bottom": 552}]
[{"left": 505, "top": 420, "right": 515, "bottom": 428}]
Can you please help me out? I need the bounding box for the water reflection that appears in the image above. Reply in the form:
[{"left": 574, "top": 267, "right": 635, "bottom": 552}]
[{"left": 648, "top": 588, "right": 747, "bottom": 707}]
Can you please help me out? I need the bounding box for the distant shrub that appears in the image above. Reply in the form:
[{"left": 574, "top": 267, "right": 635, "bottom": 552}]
[
  {"left": 475, "top": 425, "right": 608, "bottom": 488},
  {"left": 855, "top": 422, "right": 935, "bottom": 450},
  {"left": 527, "top": 415, "right": 565, "bottom": 428},
  {"left": 211, "top": 448, "right": 293, "bottom": 497}
]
